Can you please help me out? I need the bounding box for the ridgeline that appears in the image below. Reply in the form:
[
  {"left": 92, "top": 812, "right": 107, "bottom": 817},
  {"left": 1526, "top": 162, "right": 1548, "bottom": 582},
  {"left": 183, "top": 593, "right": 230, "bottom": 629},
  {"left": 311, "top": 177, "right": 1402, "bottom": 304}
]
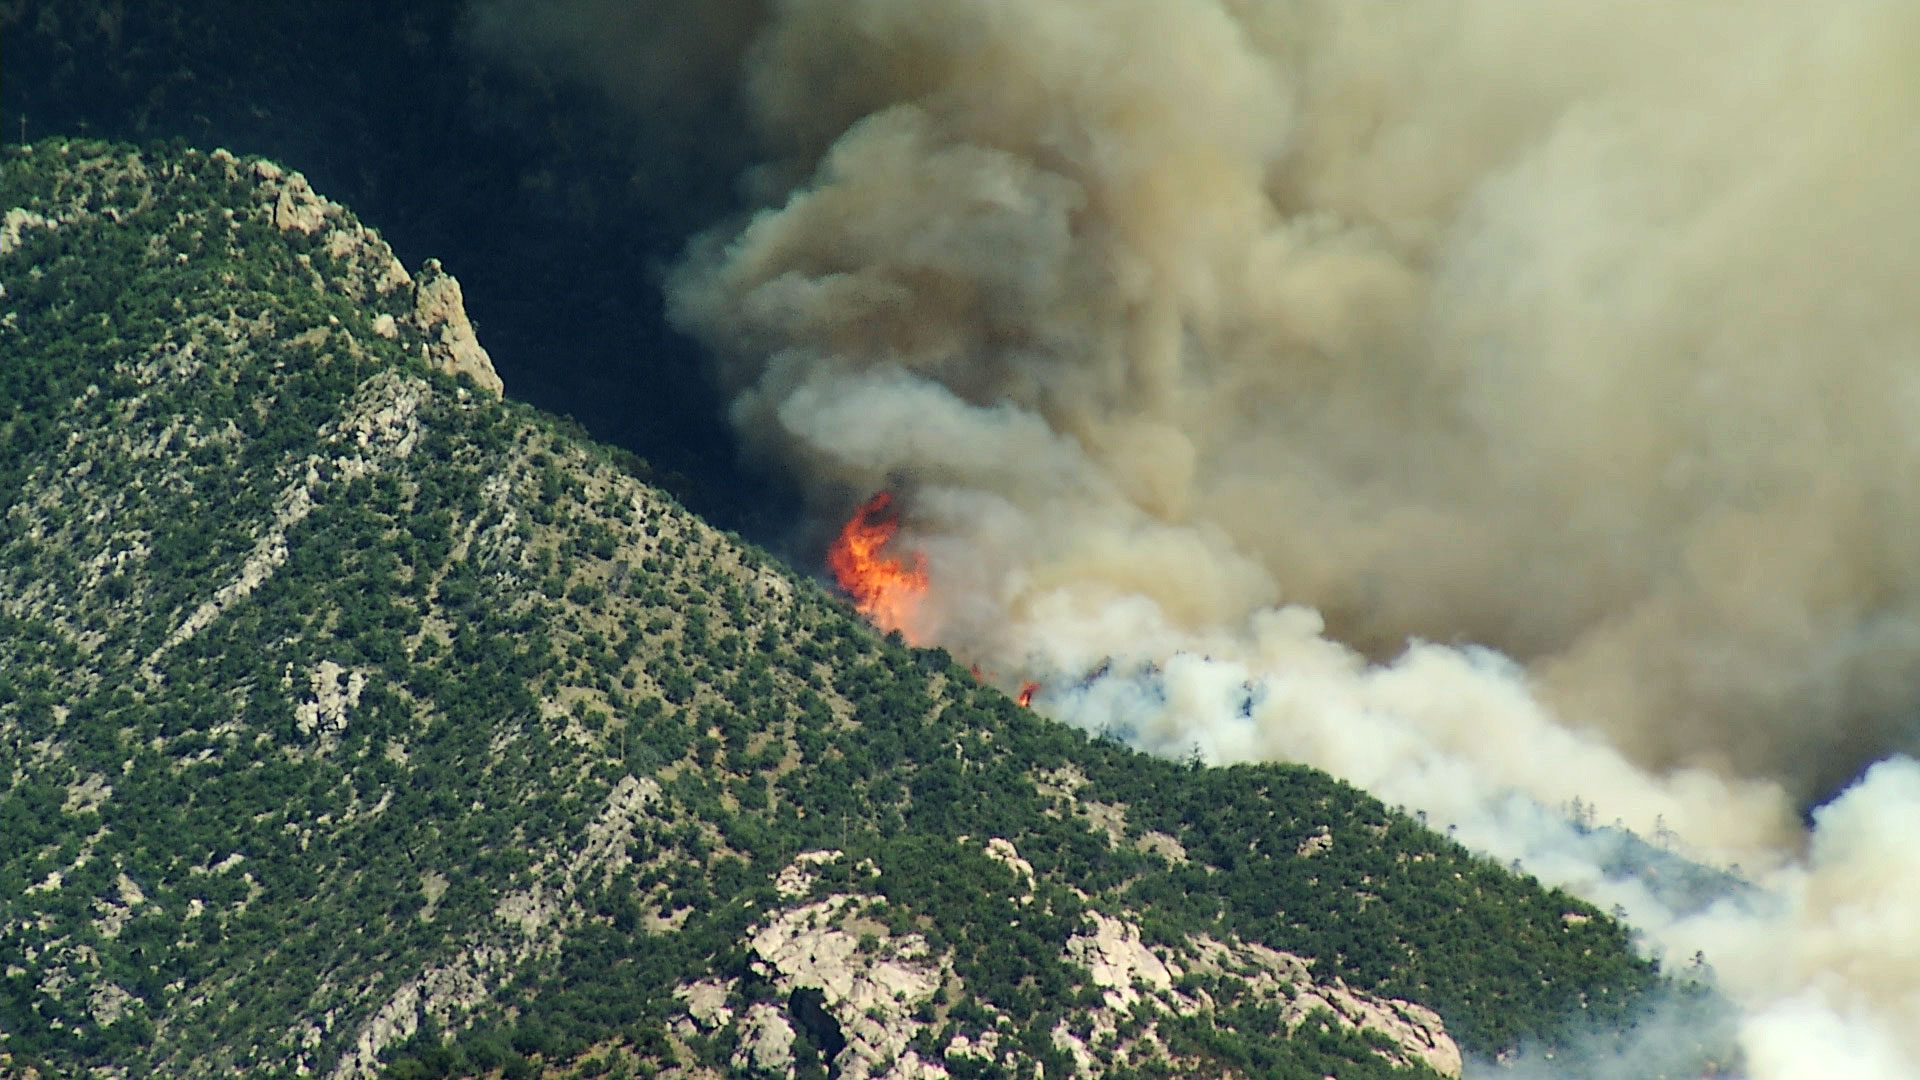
[{"left": 0, "top": 140, "right": 1731, "bottom": 1080}]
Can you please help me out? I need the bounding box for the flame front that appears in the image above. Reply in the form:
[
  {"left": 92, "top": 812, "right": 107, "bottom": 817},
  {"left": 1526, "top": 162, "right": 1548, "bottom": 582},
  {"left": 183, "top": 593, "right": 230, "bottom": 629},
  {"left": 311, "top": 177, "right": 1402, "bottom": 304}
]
[{"left": 828, "top": 490, "right": 929, "bottom": 639}]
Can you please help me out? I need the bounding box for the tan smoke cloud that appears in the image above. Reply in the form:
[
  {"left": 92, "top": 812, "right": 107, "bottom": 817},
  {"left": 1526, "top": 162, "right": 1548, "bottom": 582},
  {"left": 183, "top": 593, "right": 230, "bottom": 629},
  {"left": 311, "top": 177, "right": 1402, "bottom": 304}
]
[
  {"left": 655, "top": 0, "right": 1920, "bottom": 805},
  {"left": 472, "top": 0, "right": 1920, "bottom": 1072}
]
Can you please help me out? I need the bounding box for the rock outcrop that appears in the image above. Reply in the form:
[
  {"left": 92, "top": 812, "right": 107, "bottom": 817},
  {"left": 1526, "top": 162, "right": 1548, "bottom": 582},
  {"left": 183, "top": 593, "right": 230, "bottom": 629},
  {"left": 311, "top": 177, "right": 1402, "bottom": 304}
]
[
  {"left": 408, "top": 259, "right": 503, "bottom": 396},
  {"left": 674, "top": 846, "right": 1462, "bottom": 1080},
  {"left": 1179, "top": 936, "right": 1462, "bottom": 1078},
  {"left": 1049, "top": 915, "right": 1461, "bottom": 1079},
  {"left": 247, "top": 153, "right": 503, "bottom": 395}
]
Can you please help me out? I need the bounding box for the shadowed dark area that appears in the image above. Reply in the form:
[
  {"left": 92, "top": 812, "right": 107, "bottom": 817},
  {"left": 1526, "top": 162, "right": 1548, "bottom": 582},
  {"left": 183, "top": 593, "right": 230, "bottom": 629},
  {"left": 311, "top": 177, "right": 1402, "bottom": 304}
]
[{"left": 787, "top": 986, "right": 846, "bottom": 1075}]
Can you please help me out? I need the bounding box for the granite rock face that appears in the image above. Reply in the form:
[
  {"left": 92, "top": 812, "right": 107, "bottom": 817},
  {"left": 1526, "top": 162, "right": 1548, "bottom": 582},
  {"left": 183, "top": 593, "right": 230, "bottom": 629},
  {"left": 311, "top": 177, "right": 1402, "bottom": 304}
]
[
  {"left": 246, "top": 155, "right": 504, "bottom": 396},
  {"left": 674, "top": 845, "right": 1462, "bottom": 1080},
  {"left": 409, "top": 259, "right": 503, "bottom": 396}
]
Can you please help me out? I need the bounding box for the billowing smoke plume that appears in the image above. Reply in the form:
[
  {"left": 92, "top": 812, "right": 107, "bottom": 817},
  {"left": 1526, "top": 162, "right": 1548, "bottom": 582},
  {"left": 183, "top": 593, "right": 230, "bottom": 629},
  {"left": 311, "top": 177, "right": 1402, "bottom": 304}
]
[{"left": 473, "top": 1, "right": 1920, "bottom": 1074}]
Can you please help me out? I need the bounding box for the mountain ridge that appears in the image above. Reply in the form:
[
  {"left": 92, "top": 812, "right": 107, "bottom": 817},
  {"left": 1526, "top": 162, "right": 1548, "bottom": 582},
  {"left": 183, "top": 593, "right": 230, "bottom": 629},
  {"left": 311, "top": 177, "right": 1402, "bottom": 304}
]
[{"left": 0, "top": 138, "right": 1731, "bottom": 1079}]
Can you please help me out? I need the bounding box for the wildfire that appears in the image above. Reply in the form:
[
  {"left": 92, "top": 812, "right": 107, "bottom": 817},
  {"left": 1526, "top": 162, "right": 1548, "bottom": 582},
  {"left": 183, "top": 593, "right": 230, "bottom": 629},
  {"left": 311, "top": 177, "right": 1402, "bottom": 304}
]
[
  {"left": 1017, "top": 681, "right": 1039, "bottom": 708},
  {"left": 827, "top": 490, "right": 929, "bottom": 640}
]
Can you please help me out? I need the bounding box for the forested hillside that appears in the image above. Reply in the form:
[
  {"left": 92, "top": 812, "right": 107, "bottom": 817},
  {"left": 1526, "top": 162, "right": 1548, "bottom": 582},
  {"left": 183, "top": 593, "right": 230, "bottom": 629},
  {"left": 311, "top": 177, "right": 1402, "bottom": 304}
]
[{"left": 0, "top": 141, "right": 1731, "bottom": 1079}]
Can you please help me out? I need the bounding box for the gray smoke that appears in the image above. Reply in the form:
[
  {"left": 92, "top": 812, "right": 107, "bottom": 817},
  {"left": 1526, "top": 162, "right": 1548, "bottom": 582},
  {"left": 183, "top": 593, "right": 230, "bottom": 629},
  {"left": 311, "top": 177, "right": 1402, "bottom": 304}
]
[{"left": 473, "top": 1, "right": 1920, "bottom": 1074}]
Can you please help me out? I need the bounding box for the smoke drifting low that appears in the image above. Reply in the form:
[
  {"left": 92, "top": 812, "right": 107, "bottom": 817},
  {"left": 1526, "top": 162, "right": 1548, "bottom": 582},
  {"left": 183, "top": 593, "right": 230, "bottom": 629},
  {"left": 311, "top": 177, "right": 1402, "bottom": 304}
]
[{"left": 474, "top": 1, "right": 1920, "bottom": 1074}]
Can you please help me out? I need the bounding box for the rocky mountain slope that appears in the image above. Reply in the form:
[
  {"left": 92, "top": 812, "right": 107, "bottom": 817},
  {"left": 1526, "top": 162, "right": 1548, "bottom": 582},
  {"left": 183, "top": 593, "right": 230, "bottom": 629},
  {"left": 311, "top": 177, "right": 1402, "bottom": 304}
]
[
  {"left": 1, "top": 0, "right": 780, "bottom": 537},
  {"left": 0, "top": 140, "right": 1731, "bottom": 1079}
]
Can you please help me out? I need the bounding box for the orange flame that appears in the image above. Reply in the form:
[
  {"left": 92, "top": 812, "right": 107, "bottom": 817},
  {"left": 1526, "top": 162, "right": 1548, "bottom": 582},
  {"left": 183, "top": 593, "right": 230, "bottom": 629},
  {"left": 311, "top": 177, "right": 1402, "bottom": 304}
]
[
  {"left": 828, "top": 491, "right": 929, "bottom": 640},
  {"left": 1017, "top": 681, "right": 1039, "bottom": 708}
]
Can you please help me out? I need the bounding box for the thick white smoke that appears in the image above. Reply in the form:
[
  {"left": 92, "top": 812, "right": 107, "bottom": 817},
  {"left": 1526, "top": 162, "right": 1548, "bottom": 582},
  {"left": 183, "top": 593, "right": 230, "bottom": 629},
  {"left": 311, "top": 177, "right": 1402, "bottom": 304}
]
[{"left": 473, "top": 1, "right": 1920, "bottom": 1074}]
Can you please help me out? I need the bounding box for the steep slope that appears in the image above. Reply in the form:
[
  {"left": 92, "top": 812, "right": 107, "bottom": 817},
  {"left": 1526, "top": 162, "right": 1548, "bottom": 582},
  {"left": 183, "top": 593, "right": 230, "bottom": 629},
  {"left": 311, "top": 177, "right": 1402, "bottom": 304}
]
[{"left": 0, "top": 141, "right": 1730, "bottom": 1079}]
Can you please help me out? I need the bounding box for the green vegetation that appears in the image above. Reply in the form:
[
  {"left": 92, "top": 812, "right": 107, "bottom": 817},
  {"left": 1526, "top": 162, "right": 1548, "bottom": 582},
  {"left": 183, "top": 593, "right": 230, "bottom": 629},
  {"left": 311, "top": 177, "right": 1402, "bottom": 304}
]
[{"left": 0, "top": 141, "right": 1731, "bottom": 1079}]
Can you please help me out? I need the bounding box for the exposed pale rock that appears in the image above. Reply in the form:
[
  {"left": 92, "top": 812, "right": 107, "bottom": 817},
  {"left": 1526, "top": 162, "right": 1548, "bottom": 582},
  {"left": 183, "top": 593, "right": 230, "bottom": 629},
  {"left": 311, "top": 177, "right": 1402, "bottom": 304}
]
[
  {"left": 982, "top": 837, "right": 1035, "bottom": 901},
  {"left": 717, "top": 884, "right": 947, "bottom": 1080},
  {"left": 576, "top": 774, "right": 662, "bottom": 871},
  {"left": 1138, "top": 830, "right": 1187, "bottom": 863},
  {"left": 945, "top": 1031, "right": 1014, "bottom": 1076},
  {"left": 1051, "top": 1020, "right": 1098, "bottom": 1077},
  {"left": 94, "top": 872, "right": 151, "bottom": 940},
  {"left": 410, "top": 259, "right": 502, "bottom": 395},
  {"left": 246, "top": 157, "right": 495, "bottom": 396},
  {"left": 750, "top": 898, "right": 942, "bottom": 1015},
  {"left": 116, "top": 873, "right": 147, "bottom": 908},
  {"left": 1297, "top": 827, "right": 1334, "bottom": 857},
  {"left": 1050, "top": 919, "right": 1463, "bottom": 1079},
  {"left": 1066, "top": 912, "right": 1178, "bottom": 1010},
  {"left": 677, "top": 978, "right": 734, "bottom": 1031},
  {"left": 735, "top": 1002, "right": 798, "bottom": 1074},
  {"left": 1308, "top": 986, "right": 1460, "bottom": 1078},
  {"left": 1031, "top": 768, "right": 1186, "bottom": 863},
  {"left": 335, "top": 377, "right": 425, "bottom": 458},
  {"left": 332, "top": 774, "right": 665, "bottom": 1078},
  {"left": 332, "top": 958, "right": 497, "bottom": 1080},
  {"left": 314, "top": 212, "right": 412, "bottom": 298},
  {"left": 1034, "top": 764, "right": 1090, "bottom": 797},
  {"left": 757, "top": 566, "right": 796, "bottom": 602},
  {"left": 1, "top": 206, "right": 53, "bottom": 255},
  {"left": 946, "top": 1030, "right": 1000, "bottom": 1059},
  {"left": 1184, "top": 935, "right": 1461, "bottom": 1078},
  {"left": 195, "top": 852, "right": 246, "bottom": 876},
  {"left": 889, "top": 1051, "right": 951, "bottom": 1079},
  {"left": 271, "top": 170, "right": 333, "bottom": 234},
  {"left": 775, "top": 849, "right": 845, "bottom": 898},
  {"left": 418, "top": 872, "right": 449, "bottom": 922},
  {"left": 143, "top": 373, "right": 445, "bottom": 678},
  {"left": 147, "top": 529, "right": 290, "bottom": 666},
  {"left": 22, "top": 872, "right": 63, "bottom": 898},
  {"left": 88, "top": 982, "right": 136, "bottom": 1026},
  {"left": 62, "top": 773, "right": 113, "bottom": 815},
  {"left": 295, "top": 660, "right": 366, "bottom": 738},
  {"left": 495, "top": 887, "right": 560, "bottom": 939},
  {"left": 1080, "top": 800, "right": 1129, "bottom": 846}
]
